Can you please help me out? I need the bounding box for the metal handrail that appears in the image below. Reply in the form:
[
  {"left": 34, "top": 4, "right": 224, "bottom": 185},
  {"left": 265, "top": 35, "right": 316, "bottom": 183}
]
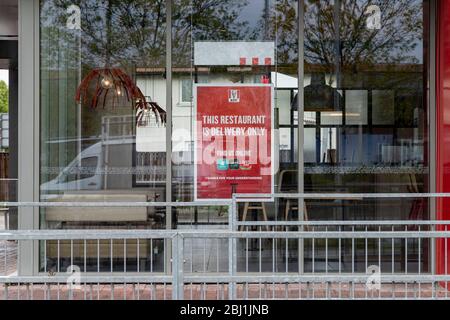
[
  {"left": 236, "top": 220, "right": 450, "bottom": 225},
  {"left": 2, "top": 274, "right": 450, "bottom": 284},
  {"left": 0, "top": 196, "right": 449, "bottom": 300},
  {"left": 233, "top": 192, "right": 450, "bottom": 200},
  {"left": 2, "top": 192, "right": 450, "bottom": 207},
  {"left": 1, "top": 227, "right": 450, "bottom": 300},
  {"left": 0, "top": 201, "right": 231, "bottom": 207},
  {"left": 1, "top": 229, "right": 450, "bottom": 240}
]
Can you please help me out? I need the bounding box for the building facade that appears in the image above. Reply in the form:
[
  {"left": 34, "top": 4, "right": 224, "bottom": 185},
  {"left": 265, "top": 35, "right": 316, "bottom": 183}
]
[{"left": 1, "top": 0, "right": 450, "bottom": 277}]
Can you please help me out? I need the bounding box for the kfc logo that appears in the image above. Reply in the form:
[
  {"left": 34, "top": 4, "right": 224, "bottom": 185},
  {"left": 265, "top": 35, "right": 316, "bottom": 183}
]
[{"left": 228, "top": 89, "right": 240, "bottom": 103}]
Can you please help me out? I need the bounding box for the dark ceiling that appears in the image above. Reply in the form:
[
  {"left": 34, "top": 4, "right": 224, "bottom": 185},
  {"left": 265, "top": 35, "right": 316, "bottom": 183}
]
[{"left": 0, "top": 0, "right": 18, "bottom": 38}]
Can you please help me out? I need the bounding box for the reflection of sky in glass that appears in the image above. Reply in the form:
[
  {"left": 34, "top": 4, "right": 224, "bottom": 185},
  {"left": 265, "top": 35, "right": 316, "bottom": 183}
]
[
  {"left": 40, "top": 0, "right": 424, "bottom": 68},
  {"left": 0, "top": 70, "right": 8, "bottom": 86},
  {"left": 237, "top": 0, "right": 269, "bottom": 29},
  {"left": 40, "top": 0, "right": 167, "bottom": 69},
  {"left": 304, "top": 0, "right": 424, "bottom": 65},
  {"left": 219, "top": 0, "right": 424, "bottom": 64},
  {"left": 412, "top": 41, "right": 424, "bottom": 64}
]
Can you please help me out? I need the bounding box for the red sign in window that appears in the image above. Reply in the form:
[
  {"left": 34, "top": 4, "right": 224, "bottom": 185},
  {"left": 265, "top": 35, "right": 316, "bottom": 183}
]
[{"left": 194, "top": 85, "right": 273, "bottom": 200}]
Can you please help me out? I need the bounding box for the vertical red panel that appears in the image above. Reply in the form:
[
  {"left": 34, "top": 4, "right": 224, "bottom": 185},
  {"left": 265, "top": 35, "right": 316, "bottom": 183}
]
[{"left": 436, "top": 0, "right": 450, "bottom": 277}]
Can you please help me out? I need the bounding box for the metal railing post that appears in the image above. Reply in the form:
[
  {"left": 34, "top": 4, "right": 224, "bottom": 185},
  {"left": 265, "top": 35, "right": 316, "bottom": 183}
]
[
  {"left": 431, "top": 222, "right": 436, "bottom": 291},
  {"left": 299, "top": 194, "right": 304, "bottom": 275},
  {"left": 171, "top": 233, "right": 184, "bottom": 300},
  {"left": 228, "top": 194, "right": 237, "bottom": 300}
]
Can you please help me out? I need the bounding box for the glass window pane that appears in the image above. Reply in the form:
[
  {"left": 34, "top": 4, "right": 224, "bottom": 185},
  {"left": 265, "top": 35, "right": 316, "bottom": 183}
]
[
  {"left": 40, "top": 0, "right": 167, "bottom": 272},
  {"left": 304, "top": 0, "right": 429, "bottom": 273},
  {"left": 277, "top": 90, "right": 292, "bottom": 125},
  {"left": 372, "top": 90, "right": 395, "bottom": 125},
  {"left": 172, "top": 1, "right": 299, "bottom": 272},
  {"left": 345, "top": 90, "right": 368, "bottom": 125},
  {"left": 321, "top": 111, "right": 343, "bottom": 125}
]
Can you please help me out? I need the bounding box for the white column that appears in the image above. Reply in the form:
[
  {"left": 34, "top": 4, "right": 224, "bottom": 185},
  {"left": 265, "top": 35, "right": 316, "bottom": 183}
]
[{"left": 18, "top": 0, "right": 39, "bottom": 276}]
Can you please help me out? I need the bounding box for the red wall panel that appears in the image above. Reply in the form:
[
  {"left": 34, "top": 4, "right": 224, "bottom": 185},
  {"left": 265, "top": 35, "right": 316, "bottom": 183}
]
[{"left": 436, "top": 0, "right": 450, "bottom": 276}]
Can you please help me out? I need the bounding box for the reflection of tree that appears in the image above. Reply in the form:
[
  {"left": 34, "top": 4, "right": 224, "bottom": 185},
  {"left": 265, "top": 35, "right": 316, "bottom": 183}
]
[
  {"left": 304, "top": 0, "right": 423, "bottom": 73},
  {"left": 255, "top": 0, "right": 298, "bottom": 66},
  {"left": 0, "top": 81, "right": 8, "bottom": 113},
  {"left": 41, "top": 0, "right": 167, "bottom": 69},
  {"left": 40, "top": 0, "right": 424, "bottom": 71},
  {"left": 41, "top": 0, "right": 253, "bottom": 68},
  {"left": 172, "top": 0, "right": 250, "bottom": 66},
  {"left": 80, "top": 0, "right": 166, "bottom": 68},
  {"left": 40, "top": 0, "right": 169, "bottom": 143}
]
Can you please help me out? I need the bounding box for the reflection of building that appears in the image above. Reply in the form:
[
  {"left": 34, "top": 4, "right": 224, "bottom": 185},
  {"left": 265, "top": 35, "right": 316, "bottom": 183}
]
[
  {"left": 0, "top": 114, "right": 9, "bottom": 150},
  {"left": 1, "top": 0, "right": 449, "bottom": 289}
]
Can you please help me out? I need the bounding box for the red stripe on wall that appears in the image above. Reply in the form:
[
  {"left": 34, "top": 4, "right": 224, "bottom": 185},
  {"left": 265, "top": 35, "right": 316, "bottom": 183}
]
[{"left": 436, "top": 0, "right": 450, "bottom": 278}]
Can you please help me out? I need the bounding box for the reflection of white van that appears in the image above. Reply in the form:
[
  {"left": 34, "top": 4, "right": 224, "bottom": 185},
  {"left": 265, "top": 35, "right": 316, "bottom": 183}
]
[
  {"left": 40, "top": 138, "right": 167, "bottom": 224},
  {"left": 40, "top": 137, "right": 190, "bottom": 194},
  {"left": 41, "top": 142, "right": 104, "bottom": 192},
  {"left": 41, "top": 138, "right": 172, "bottom": 194},
  {"left": 41, "top": 112, "right": 170, "bottom": 193}
]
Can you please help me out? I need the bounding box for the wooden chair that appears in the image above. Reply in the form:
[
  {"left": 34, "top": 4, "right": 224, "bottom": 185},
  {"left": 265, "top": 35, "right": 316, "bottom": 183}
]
[
  {"left": 240, "top": 202, "right": 269, "bottom": 231},
  {"left": 278, "top": 170, "right": 309, "bottom": 229},
  {"left": 284, "top": 199, "right": 309, "bottom": 222}
]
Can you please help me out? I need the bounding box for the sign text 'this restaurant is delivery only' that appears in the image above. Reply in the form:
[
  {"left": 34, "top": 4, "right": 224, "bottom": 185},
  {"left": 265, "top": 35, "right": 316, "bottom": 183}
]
[{"left": 194, "top": 85, "right": 274, "bottom": 200}]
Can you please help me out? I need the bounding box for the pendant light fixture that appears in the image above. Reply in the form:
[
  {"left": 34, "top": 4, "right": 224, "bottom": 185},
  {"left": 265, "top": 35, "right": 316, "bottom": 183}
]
[
  {"left": 75, "top": 67, "right": 169, "bottom": 128},
  {"left": 75, "top": 68, "right": 146, "bottom": 110},
  {"left": 74, "top": 0, "right": 166, "bottom": 128}
]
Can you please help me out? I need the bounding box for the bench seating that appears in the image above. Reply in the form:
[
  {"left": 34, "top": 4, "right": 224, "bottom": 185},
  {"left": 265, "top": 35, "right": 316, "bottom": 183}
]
[{"left": 45, "top": 193, "right": 149, "bottom": 222}]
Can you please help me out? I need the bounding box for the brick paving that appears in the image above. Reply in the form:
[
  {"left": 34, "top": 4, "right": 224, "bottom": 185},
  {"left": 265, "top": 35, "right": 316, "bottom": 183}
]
[
  {"left": 0, "top": 240, "right": 17, "bottom": 275},
  {"left": 0, "top": 211, "right": 17, "bottom": 276},
  {"left": 0, "top": 283, "right": 448, "bottom": 300}
]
